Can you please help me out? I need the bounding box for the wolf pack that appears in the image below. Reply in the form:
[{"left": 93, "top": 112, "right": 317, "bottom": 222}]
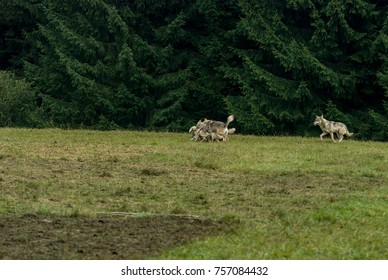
[{"left": 189, "top": 114, "right": 353, "bottom": 143}]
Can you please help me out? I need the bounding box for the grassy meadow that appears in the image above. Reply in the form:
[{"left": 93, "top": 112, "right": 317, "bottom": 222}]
[{"left": 0, "top": 128, "right": 387, "bottom": 259}]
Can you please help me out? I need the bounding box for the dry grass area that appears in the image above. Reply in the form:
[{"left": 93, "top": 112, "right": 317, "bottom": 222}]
[{"left": 0, "top": 128, "right": 387, "bottom": 259}]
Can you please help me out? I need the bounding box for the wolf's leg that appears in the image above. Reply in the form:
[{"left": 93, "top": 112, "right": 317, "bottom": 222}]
[
  {"left": 337, "top": 128, "right": 346, "bottom": 142},
  {"left": 320, "top": 132, "right": 328, "bottom": 140},
  {"left": 330, "top": 132, "right": 337, "bottom": 143}
]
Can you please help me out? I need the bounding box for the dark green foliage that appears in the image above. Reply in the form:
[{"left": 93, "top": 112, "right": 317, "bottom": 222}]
[
  {"left": 0, "top": 71, "right": 38, "bottom": 126},
  {"left": 23, "top": 0, "right": 151, "bottom": 128},
  {"left": 22, "top": 0, "right": 203, "bottom": 130},
  {"left": 362, "top": 14, "right": 388, "bottom": 141},
  {"left": 0, "top": 0, "right": 39, "bottom": 72},
  {"left": 0, "top": 0, "right": 387, "bottom": 140},
  {"left": 221, "top": 0, "right": 386, "bottom": 137}
]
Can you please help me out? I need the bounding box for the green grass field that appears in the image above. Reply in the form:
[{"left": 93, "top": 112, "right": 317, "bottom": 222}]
[{"left": 0, "top": 128, "right": 387, "bottom": 259}]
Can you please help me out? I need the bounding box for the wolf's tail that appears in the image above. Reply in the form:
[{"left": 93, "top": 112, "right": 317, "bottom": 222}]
[
  {"left": 223, "top": 115, "right": 235, "bottom": 135},
  {"left": 346, "top": 132, "right": 353, "bottom": 137},
  {"left": 228, "top": 128, "right": 236, "bottom": 134},
  {"left": 220, "top": 115, "right": 234, "bottom": 138},
  {"left": 225, "top": 115, "right": 235, "bottom": 127}
]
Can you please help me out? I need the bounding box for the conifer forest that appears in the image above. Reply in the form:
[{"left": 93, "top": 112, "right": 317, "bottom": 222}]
[{"left": 1, "top": 0, "right": 387, "bottom": 140}]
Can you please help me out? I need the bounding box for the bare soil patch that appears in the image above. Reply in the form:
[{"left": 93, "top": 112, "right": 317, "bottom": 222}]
[{"left": 0, "top": 215, "right": 230, "bottom": 259}]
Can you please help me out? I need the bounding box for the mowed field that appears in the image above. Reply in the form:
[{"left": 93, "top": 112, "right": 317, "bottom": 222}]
[{"left": 0, "top": 128, "right": 387, "bottom": 259}]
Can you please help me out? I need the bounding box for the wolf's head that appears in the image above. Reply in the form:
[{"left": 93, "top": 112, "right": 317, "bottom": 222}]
[
  {"left": 313, "top": 115, "right": 323, "bottom": 126},
  {"left": 196, "top": 119, "right": 207, "bottom": 130}
]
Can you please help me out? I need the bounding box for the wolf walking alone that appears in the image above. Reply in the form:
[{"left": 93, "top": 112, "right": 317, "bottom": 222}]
[{"left": 313, "top": 115, "right": 353, "bottom": 143}]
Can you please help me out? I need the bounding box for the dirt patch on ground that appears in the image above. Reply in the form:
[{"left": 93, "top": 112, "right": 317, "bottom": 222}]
[{"left": 0, "top": 215, "right": 230, "bottom": 259}]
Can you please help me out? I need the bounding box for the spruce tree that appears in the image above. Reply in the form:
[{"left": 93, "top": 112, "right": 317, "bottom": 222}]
[
  {"left": 0, "top": 0, "right": 39, "bottom": 72},
  {"left": 221, "top": 0, "right": 386, "bottom": 136},
  {"left": 23, "top": 0, "right": 201, "bottom": 130},
  {"left": 365, "top": 13, "right": 388, "bottom": 141},
  {"left": 23, "top": 0, "right": 171, "bottom": 129}
]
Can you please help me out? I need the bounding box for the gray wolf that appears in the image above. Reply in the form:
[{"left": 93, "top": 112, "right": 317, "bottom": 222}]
[
  {"left": 189, "top": 118, "right": 211, "bottom": 142},
  {"left": 313, "top": 115, "right": 353, "bottom": 143},
  {"left": 190, "top": 115, "right": 235, "bottom": 142}
]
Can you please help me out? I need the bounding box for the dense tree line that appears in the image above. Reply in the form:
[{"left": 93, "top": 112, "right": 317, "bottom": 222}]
[{"left": 0, "top": 0, "right": 387, "bottom": 140}]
